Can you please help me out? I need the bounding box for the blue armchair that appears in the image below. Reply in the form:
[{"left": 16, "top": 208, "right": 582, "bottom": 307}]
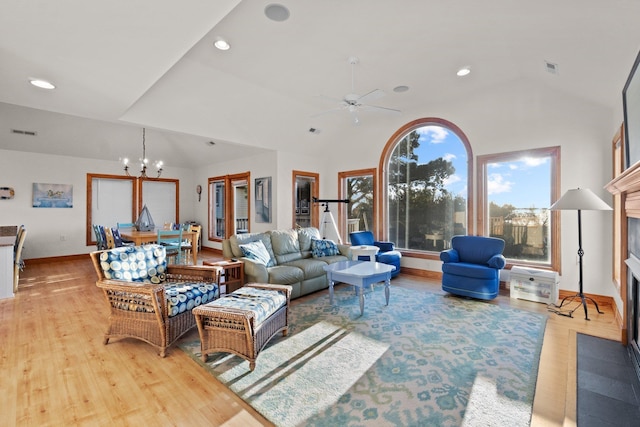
[
  {"left": 349, "top": 231, "right": 402, "bottom": 278},
  {"left": 440, "top": 235, "right": 506, "bottom": 300}
]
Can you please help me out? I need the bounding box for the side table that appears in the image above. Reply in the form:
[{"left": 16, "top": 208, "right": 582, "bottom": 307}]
[
  {"left": 350, "top": 245, "right": 380, "bottom": 262},
  {"left": 203, "top": 260, "right": 245, "bottom": 294}
]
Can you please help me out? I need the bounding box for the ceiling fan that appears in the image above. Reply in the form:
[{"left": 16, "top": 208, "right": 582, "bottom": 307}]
[{"left": 312, "top": 56, "right": 401, "bottom": 124}]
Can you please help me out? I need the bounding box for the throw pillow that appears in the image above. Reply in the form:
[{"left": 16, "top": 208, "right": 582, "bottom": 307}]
[
  {"left": 239, "top": 240, "right": 275, "bottom": 267},
  {"left": 311, "top": 238, "right": 339, "bottom": 258}
]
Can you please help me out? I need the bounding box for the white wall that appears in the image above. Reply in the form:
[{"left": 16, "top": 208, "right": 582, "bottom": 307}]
[{"left": 0, "top": 149, "right": 195, "bottom": 259}]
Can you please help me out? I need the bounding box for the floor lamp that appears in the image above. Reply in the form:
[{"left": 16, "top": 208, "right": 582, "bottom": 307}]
[{"left": 549, "top": 188, "right": 612, "bottom": 320}]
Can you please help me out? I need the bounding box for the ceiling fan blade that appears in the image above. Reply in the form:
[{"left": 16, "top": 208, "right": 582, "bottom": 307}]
[{"left": 357, "top": 89, "right": 385, "bottom": 104}]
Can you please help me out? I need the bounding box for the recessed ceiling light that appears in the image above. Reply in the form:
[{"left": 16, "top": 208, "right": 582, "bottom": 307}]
[
  {"left": 456, "top": 67, "right": 471, "bottom": 77},
  {"left": 214, "top": 39, "right": 230, "bottom": 51},
  {"left": 393, "top": 85, "right": 409, "bottom": 93},
  {"left": 265, "top": 4, "right": 290, "bottom": 22},
  {"left": 29, "top": 79, "right": 55, "bottom": 89}
]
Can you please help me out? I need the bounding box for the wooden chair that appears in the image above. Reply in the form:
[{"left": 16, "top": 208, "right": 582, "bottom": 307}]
[
  {"left": 157, "top": 229, "right": 184, "bottom": 264},
  {"left": 93, "top": 225, "right": 107, "bottom": 250},
  {"left": 13, "top": 226, "right": 27, "bottom": 293}
]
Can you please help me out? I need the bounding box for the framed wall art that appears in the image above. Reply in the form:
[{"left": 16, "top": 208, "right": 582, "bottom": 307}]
[{"left": 32, "top": 183, "right": 73, "bottom": 208}]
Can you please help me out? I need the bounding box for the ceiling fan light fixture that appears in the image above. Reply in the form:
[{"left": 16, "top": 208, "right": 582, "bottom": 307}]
[{"left": 456, "top": 66, "right": 471, "bottom": 77}]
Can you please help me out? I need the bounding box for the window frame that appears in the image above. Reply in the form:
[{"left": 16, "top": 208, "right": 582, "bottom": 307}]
[
  {"left": 476, "top": 146, "right": 561, "bottom": 272},
  {"left": 378, "top": 118, "right": 473, "bottom": 260},
  {"left": 292, "top": 170, "right": 319, "bottom": 229},
  {"left": 207, "top": 172, "right": 251, "bottom": 242},
  {"left": 338, "top": 168, "right": 377, "bottom": 239}
]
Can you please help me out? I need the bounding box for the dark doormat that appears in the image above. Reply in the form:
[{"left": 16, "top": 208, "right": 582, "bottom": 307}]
[{"left": 577, "top": 333, "right": 640, "bottom": 426}]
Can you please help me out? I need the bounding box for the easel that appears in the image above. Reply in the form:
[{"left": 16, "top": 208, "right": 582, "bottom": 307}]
[{"left": 313, "top": 198, "right": 349, "bottom": 244}]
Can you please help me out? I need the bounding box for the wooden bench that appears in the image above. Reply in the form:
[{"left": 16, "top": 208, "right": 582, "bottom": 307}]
[{"left": 193, "top": 283, "right": 292, "bottom": 371}]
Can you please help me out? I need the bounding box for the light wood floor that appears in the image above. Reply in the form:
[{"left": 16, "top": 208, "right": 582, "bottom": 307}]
[{"left": 0, "top": 251, "right": 621, "bottom": 426}]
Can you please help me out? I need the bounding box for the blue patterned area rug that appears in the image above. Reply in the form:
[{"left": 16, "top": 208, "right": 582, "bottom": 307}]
[{"left": 180, "top": 285, "right": 547, "bottom": 427}]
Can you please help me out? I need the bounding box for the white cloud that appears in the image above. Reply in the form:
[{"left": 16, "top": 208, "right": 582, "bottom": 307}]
[
  {"left": 487, "top": 173, "right": 513, "bottom": 195},
  {"left": 443, "top": 153, "right": 456, "bottom": 161},
  {"left": 418, "top": 126, "right": 449, "bottom": 144},
  {"left": 522, "top": 157, "right": 548, "bottom": 167},
  {"left": 444, "top": 174, "right": 461, "bottom": 186}
]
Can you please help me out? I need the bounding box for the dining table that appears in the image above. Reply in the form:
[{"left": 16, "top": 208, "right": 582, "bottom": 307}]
[{"left": 119, "top": 229, "right": 199, "bottom": 265}]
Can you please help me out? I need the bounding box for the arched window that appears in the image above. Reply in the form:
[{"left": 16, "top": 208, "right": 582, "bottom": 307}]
[{"left": 379, "top": 118, "right": 472, "bottom": 255}]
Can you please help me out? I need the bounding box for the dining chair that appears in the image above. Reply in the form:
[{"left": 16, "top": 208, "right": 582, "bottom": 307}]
[
  {"left": 93, "top": 225, "right": 108, "bottom": 250},
  {"left": 111, "top": 227, "right": 135, "bottom": 247},
  {"left": 157, "top": 229, "right": 185, "bottom": 264},
  {"left": 103, "top": 227, "right": 116, "bottom": 249},
  {"left": 189, "top": 224, "right": 202, "bottom": 251},
  {"left": 13, "top": 226, "right": 27, "bottom": 293}
]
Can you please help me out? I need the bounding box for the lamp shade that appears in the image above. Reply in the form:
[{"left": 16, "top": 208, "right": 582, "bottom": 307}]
[{"left": 549, "top": 188, "right": 612, "bottom": 211}]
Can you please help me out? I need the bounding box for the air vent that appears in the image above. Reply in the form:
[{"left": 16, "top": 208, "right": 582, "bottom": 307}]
[
  {"left": 545, "top": 61, "right": 559, "bottom": 75},
  {"left": 11, "top": 129, "right": 37, "bottom": 136}
]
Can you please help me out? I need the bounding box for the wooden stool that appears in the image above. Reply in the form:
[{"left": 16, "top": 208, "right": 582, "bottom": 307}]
[{"left": 192, "top": 283, "right": 292, "bottom": 371}]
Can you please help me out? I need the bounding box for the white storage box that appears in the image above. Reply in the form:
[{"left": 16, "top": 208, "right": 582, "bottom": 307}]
[{"left": 509, "top": 266, "right": 559, "bottom": 304}]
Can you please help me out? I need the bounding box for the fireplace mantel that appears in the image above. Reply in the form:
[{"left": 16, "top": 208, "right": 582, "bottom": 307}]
[
  {"left": 606, "top": 160, "right": 640, "bottom": 194},
  {"left": 607, "top": 160, "right": 640, "bottom": 219}
]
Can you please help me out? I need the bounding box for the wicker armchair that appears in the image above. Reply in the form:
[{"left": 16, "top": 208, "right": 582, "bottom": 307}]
[{"left": 90, "top": 245, "right": 221, "bottom": 357}]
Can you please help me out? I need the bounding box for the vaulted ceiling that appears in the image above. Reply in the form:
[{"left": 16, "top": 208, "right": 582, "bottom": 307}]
[{"left": 1, "top": 0, "right": 640, "bottom": 167}]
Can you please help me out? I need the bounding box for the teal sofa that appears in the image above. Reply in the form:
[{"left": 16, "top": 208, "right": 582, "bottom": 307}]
[{"left": 222, "top": 227, "right": 350, "bottom": 299}]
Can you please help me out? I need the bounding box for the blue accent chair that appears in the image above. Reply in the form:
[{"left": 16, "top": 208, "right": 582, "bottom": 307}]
[
  {"left": 440, "top": 235, "right": 506, "bottom": 300},
  {"left": 349, "top": 231, "right": 402, "bottom": 278}
]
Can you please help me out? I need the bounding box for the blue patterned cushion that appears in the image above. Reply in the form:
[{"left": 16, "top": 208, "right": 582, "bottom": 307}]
[
  {"left": 239, "top": 240, "right": 275, "bottom": 267},
  {"left": 311, "top": 238, "right": 339, "bottom": 258},
  {"left": 99, "top": 244, "right": 167, "bottom": 283},
  {"left": 165, "top": 282, "right": 219, "bottom": 317},
  {"left": 204, "top": 287, "right": 287, "bottom": 325}
]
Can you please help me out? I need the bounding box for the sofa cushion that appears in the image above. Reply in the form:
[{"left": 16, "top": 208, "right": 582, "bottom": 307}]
[
  {"left": 271, "top": 229, "right": 303, "bottom": 264},
  {"left": 268, "top": 265, "right": 305, "bottom": 285},
  {"left": 442, "top": 262, "right": 500, "bottom": 280},
  {"left": 203, "top": 286, "right": 287, "bottom": 326},
  {"left": 297, "top": 227, "right": 321, "bottom": 253},
  {"left": 239, "top": 240, "right": 275, "bottom": 267},
  {"left": 98, "top": 244, "right": 167, "bottom": 283},
  {"left": 311, "top": 238, "right": 339, "bottom": 257},
  {"left": 284, "top": 258, "right": 329, "bottom": 280}
]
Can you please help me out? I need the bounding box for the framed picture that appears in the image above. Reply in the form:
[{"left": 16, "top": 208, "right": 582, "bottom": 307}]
[
  {"left": 32, "top": 183, "right": 73, "bottom": 208},
  {"left": 255, "top": 177, "right": 272, "bottom": 223},
  {"left": 623, "top": 49, "right": 640, "bottom": 169}
]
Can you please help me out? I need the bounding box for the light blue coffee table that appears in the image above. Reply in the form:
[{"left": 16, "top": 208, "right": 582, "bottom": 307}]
[{"left": 323, "top": 260, "right": 396, "bottom": 315}]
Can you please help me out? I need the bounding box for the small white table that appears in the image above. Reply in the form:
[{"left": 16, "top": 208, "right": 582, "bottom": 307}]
[
  {"left": 350, "top": 245, "right": 379, "bottom": 262},
  {"left": 323, "top": 260, "right": 396, "bottom": 316}
]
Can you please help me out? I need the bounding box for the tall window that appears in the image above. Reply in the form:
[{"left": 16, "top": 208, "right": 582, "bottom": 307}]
[
  {"left": 380, "top": 119, "right": 472, "bottom": 254},
  {"left": 338, "top": 169, "right": 376, "bottom": 239},
  {"left": 477, "top": 146, "right": 560, "bottom": 270},
  {"left": 208, "top": 172, "right": 250, "bottom": 241}
]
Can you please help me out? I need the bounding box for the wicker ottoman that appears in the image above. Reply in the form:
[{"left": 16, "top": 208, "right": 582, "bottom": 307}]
[{"left": 192, "top": 283, "right": 292, "bottom": 371}]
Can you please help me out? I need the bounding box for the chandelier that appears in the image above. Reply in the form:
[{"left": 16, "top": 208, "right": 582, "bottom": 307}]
[{"left": 122, "top": 128, "right": 163, "bottom": 178}]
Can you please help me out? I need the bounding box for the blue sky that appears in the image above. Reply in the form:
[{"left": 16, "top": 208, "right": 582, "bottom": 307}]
[{"left": 413, "top": 126, "right": 550, "bottom": 209}]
